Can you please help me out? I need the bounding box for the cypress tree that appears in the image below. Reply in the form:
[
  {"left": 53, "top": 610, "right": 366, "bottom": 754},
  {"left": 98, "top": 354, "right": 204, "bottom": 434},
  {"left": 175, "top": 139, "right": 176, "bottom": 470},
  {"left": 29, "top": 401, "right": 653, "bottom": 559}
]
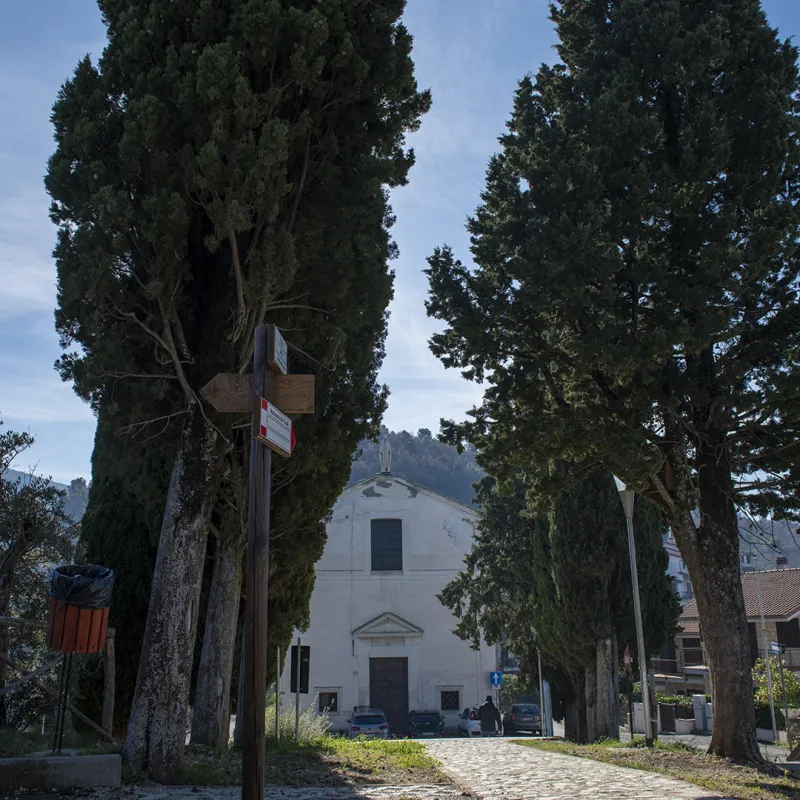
[
  {"left": 426, "top": 0, "right": 800, "bottom": 761},
  {"left": 48, "top": 0, "right": 429, "bottom": 779},
  {"left": 440, "top": 468, "right": 678, "bottom": 742}
]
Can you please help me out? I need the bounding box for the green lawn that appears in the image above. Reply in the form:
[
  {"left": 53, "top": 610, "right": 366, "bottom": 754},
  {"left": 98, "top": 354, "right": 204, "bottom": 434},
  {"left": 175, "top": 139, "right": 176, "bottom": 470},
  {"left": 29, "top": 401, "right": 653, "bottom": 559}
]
[
  {"left": 517, "top": 738, "right": 800, "bottom": 800},
  {"left": 180, "top": 736, "right": 450, "bottom": 787}
]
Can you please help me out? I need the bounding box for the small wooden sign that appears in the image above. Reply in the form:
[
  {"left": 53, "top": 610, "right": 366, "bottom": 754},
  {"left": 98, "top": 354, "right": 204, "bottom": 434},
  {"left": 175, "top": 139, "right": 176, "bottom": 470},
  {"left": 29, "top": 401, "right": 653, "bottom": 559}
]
[
  {"left": 201, "top": 373, "right": 314, "bottom": 414},
  {"left": 256, "top": 398, "right": 295, "bottom": 457},
  {"left": 267, "top": 324, "right": 288, "bottom": 375}
]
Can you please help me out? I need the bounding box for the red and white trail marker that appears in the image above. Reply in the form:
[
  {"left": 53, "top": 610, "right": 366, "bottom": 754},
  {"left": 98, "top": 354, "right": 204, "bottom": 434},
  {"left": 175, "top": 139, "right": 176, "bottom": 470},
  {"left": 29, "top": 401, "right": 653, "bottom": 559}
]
[{"left": 257, "top": 398, "right": 296, "bottom": 457}]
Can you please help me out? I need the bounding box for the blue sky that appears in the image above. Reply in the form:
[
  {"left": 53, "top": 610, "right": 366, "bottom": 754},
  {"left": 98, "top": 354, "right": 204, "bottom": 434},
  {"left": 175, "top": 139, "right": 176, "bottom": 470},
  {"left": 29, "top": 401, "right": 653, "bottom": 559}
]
[{"left": 0, "top": 0, "right": 797, "bottom": 484}]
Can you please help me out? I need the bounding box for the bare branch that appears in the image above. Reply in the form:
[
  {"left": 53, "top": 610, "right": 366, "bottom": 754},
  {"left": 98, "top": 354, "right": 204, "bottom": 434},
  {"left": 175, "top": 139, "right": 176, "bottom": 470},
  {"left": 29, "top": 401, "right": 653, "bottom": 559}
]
[
  {"left": 118, "top": 410, "right": 189, "bottom": 438},
  {"left": 101, "top": 372, "right": 179, "bottom": 381},
  {"left": 265, "top": 303, "right": 332, "bottom": 315},
  {"left": 229, "top": 230, "right": 247, "bottom": 343}
]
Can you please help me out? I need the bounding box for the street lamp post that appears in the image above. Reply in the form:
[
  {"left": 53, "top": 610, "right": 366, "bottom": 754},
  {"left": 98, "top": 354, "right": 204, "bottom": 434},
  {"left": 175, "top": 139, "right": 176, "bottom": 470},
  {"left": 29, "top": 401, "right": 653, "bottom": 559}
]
[
  {"left": 613, "top": 475, "right": 654, "bottom": 747},
  {"left": 754, "top": 557, "right": 778, "bottom": 744}
]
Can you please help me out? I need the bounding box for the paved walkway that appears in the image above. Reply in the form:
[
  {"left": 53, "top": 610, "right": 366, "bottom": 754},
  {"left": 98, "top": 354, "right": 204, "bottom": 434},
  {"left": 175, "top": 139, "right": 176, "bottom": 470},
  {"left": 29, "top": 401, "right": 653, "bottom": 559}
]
[
  {"left": 93, "top": 787, "right": 465, "bottom": 800},
  {"left": 425, "top": 738, "right": 727, "bottom": 799}
]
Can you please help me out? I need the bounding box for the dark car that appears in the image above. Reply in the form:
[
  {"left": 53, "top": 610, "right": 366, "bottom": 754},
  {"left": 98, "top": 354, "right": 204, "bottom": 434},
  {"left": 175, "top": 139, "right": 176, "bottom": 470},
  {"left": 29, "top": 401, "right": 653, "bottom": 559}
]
[
  {"left": 407, "top": 709, "right": 447, "bottom": 738},
  {"left": 502, "top": 703, "right": 541, "bottom": 736}
]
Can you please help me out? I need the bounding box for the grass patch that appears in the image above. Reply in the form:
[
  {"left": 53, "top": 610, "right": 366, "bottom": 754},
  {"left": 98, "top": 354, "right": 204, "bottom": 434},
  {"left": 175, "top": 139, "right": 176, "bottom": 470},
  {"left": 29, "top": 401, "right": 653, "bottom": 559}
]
[
  {"left": 0, "top": 727, "right": 121, "bottom": 758},
  {"left": 180, "top": 736, "right": 450, "bottom": 787},
  {"left": 517, "top": 738, "right": 800, "bottom": 800}
]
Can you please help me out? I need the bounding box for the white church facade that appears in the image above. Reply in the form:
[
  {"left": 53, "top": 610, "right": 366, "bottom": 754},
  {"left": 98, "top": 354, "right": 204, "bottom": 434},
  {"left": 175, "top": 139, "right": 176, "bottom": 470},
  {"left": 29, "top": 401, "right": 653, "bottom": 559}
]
[{"left": 279, "top": 460, "right": 497, "bottom": 734}]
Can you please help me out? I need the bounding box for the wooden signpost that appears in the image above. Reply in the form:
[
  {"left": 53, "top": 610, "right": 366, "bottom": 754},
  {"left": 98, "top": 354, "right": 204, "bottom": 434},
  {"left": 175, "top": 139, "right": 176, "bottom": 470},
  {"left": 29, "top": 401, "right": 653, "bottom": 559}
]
[{"left": 204, "top": 323, "right": 314, "bottom": 800}]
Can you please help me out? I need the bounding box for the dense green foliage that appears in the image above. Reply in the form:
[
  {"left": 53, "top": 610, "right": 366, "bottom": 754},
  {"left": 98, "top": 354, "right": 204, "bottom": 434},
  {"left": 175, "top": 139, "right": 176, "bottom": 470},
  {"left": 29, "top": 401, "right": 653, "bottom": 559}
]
[
  {"left": 76, "top": 406, "right": 174, "bottom": 729},
  {"left": 349, "top": 428, "right": 482, "bottom": 505},
  {"left": 753, "top": 657, "right": 800, "bottom": 710},
  {"left": 439, "top": 469, "right": 678, "bottom": 733},
  {"left": 0, "top": 424, "right": 74, "bottom": 729},
  {"left": 52, "top": 1, "right": 431, "bottom": 757},
  {"left": 426, "top": 0, "right": 800, "bottom": 760}
]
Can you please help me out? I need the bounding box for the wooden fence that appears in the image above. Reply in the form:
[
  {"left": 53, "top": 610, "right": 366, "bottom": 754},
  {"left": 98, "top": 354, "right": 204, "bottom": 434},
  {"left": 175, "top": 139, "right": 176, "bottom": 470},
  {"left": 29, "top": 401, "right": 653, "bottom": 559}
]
[{"left": 0, "top": 615, "right": 116, "bottom": 742}]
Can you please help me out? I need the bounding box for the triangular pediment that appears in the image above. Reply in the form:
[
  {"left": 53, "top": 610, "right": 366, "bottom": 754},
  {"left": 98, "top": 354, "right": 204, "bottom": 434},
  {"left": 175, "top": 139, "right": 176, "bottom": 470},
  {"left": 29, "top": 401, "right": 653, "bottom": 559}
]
[{"left": 352, "top": 612, "right": 423, "bottom": 638}]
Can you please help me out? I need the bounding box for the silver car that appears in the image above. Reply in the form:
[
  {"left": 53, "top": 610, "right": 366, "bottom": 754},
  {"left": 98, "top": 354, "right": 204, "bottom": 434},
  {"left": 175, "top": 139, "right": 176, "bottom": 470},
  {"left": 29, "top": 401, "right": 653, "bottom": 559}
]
[{"left": 346, "top": 706, "right": 391, "bottom": 739}]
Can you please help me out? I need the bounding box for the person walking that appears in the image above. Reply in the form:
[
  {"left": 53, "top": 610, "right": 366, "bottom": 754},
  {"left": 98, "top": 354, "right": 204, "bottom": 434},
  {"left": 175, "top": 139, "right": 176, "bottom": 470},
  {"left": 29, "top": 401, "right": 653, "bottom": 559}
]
[{"left": 477, "top": 694, "right": 502, "bottom": 737}]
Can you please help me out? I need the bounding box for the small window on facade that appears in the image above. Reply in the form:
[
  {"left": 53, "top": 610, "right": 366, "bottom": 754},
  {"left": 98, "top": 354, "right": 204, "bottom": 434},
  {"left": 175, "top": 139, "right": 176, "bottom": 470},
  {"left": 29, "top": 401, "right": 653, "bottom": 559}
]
[
  {"left": 371, "top": 519, "right": 403, "bottom": 571},
  {"left": 440, "top": 690, "right": 460, "bottom": 711},
  {"left": 682, "top": 637, "right": 703, "bottom": 666},
  {"left": 319, "top": 692, "right": 339, "bottom": 713},
  {"left": 777, "top": 556, "right": 789, "bottom": 567}
]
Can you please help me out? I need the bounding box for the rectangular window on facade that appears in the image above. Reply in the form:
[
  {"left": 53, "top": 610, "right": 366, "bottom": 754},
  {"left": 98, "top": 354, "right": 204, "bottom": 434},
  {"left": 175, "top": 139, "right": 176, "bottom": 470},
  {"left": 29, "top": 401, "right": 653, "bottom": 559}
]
[
  {"left": 318, "top": 691, "right": 339, "bottom": 713},
  {"left": 682, "top": 637, "right": 703, "bottom": 666},
  {"left": 777, "top": 620, "right": 800, "bottom": 648},
  {"left": 371, "top": 518, "right": 403, "bottom": 571},
  {"left": 440, "top": 690, "right": 460, "bottom": 711}
]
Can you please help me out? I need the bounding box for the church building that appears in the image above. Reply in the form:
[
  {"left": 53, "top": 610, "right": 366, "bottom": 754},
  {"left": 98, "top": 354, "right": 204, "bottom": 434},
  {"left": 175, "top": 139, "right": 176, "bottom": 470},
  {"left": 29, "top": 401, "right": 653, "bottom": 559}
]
[{"left": 279, "top": 441, "right": 497, "bottom": 734}]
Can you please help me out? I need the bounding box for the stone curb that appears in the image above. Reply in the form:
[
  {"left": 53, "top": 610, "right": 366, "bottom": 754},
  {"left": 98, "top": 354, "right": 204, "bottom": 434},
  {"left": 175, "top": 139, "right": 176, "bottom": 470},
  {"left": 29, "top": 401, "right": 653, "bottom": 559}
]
[{"left": 0, "top": 753, "right": 122, "bottom": 792}]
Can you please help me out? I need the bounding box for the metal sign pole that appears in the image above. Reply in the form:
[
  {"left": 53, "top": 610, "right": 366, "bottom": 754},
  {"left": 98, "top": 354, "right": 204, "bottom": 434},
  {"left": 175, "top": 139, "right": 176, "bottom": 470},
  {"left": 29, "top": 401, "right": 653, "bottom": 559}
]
[
  {"left": 537, "top": 649, "right": 545, "bottom": 734},
  {"left": 295, "top": 636, "right": 301, "bottom": 743},
  {"left": 756, "top": 569, "right": 778, "bottom": 743},
  {"left": 624, "top": 509, "right": 653, "bottom": 746},
  {"left": 276, "top": 647, "right": 280, "bottom": 739},
  {"left": 779, "top": 649, "right": 790, "bottom": 746}
]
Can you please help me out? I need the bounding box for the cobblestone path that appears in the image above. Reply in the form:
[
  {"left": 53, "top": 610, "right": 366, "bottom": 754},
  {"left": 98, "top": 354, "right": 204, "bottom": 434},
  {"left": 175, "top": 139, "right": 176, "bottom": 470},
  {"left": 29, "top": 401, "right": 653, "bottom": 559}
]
[
  {"left": 99, "top": 785, "right": 465, "bottom": 800},
  {"left": 426, "top": 738, "right": 729, "bottom": 799}
]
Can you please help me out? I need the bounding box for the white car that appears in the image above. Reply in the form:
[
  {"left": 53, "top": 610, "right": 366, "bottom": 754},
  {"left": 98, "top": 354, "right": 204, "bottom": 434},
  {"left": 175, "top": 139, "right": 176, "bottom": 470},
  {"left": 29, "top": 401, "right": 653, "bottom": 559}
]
[
  {"left": 346, "top": 706, "right": 391, "bottom": 739},
  {"left": 457, "top": 706, "right": 502, "bottom": 737}
]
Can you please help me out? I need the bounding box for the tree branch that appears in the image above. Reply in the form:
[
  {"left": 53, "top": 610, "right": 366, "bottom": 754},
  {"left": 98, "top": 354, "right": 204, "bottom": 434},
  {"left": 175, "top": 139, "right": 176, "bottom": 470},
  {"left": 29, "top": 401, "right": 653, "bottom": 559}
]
[{"left": 229, "top": 230, "right": 247, "bottom": 343}]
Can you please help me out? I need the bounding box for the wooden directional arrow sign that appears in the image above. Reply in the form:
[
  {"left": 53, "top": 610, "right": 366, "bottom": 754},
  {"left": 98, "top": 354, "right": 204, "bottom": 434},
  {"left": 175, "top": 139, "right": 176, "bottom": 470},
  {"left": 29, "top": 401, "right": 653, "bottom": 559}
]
[
  {"left": 256, "top": 398, "right": 296, "bottom": 457},
  {"left": 201, "top": 373, "right": 314, "bottom": 415}
]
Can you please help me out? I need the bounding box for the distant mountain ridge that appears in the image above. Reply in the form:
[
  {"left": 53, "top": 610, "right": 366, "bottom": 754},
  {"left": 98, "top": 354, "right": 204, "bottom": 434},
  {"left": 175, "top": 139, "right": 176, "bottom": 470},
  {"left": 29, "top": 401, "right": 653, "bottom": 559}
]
[
  {"left": 2, "top": 469, "right": 88, "bottom": 523},
  {"left": 348, "top": 428, "right": 483, "bottom": 506}
]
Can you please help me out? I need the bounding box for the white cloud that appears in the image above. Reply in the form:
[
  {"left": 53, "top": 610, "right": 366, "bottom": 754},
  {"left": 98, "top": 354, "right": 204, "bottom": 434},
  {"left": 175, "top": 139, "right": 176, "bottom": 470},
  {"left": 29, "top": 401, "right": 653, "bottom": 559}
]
[
  {"left": 0, "top": 368, "right": 93, "bottom": 426},
  {"left": 0, "top": 240, "right": 57, "bottom": 319}
]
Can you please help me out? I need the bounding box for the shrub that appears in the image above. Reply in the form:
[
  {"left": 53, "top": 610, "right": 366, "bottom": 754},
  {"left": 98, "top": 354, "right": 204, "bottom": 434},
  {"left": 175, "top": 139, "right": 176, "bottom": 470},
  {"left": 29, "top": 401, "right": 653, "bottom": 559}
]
[
  {"left": 264, "top": 696, "right": 329, "bottom": 744},
  {"left": 755, "top": 701, "right": 785, "bottom": 731},
  {"left": 656, "top": 695, "right": 695, "bottom": 707},
  {"left": 753, "top": 657, "right": 800, "bottom": 709}
]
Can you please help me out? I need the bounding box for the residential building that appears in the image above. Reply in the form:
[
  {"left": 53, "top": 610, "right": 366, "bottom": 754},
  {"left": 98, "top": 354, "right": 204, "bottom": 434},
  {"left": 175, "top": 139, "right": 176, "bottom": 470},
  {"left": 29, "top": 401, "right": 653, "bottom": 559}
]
[
  {"left": 279, "top": 464, "right": 496, "bottom": 735},
  {"left": 664, "top": 517, "right": 800, "bottom": 605},
  {"left": 663, "top": 530, "right": 693, "bottom": 603},
  {"left": 662, "top": 567, "right": 800, "bottom": 694}
]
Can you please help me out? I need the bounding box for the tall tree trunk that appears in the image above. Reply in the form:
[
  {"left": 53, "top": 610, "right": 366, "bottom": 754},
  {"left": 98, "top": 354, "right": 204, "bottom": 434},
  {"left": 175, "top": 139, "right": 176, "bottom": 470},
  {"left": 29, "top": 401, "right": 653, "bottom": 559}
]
[
  {"left": 667, "top": 425, "right": 761, "bottom": 764},
  {"left": 123, "top": 408, "right": 223, "bottom": 781},
  {"left": 190, "top": 530, "right": 244, "bottom": 748},
  {"left": 594, "top": 634, "right": 619, "bottom": 740},
  {"left": 564, "top": 671, "right": 588, "bottom": 743},
  {"left": 584, "top": 658, "right": 597, "bottom": 743}
]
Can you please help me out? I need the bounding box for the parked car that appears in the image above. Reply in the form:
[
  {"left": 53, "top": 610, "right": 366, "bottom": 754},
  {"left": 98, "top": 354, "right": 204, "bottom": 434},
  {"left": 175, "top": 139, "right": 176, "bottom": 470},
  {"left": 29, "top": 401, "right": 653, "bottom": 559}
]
[
  {"left": 502, "top": 703, "right": 542, "bottom": 736},
  {"left": 457, "top": 706, "right": 502, "bottom": 737},
  {"left": 346, "top": 706, "right": 391, "bottom": 739},
  {"left": 407, "top": 710, "right": 447, "bottom": 738}
]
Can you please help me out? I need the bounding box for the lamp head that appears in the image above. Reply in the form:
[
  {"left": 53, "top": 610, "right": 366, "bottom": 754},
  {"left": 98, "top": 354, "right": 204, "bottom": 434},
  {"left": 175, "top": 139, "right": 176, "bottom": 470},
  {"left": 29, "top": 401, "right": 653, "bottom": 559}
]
[{"left": 612, "top": 474, "right": 635, "bottom": 520}]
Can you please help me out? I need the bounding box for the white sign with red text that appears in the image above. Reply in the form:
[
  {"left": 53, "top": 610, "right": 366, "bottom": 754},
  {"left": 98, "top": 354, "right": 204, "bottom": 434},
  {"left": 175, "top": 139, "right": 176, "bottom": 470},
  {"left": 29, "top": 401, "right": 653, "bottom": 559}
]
[{"left": 257, "top": 398, "right": 296, "bottom": 457}]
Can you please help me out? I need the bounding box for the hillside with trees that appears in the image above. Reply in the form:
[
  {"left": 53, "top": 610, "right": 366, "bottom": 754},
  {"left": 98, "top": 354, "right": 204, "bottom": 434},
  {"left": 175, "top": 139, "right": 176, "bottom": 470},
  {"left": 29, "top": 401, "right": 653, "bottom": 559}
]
[{"left": 349, "top": 429, "right": 483, "bottom": 506}]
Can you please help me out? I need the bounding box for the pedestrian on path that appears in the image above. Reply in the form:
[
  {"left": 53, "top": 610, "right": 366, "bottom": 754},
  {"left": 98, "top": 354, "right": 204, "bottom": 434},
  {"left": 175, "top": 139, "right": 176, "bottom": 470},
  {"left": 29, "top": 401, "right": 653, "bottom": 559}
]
[{"left": 477, "top": 694, "right": 502, "bottom": 737}]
